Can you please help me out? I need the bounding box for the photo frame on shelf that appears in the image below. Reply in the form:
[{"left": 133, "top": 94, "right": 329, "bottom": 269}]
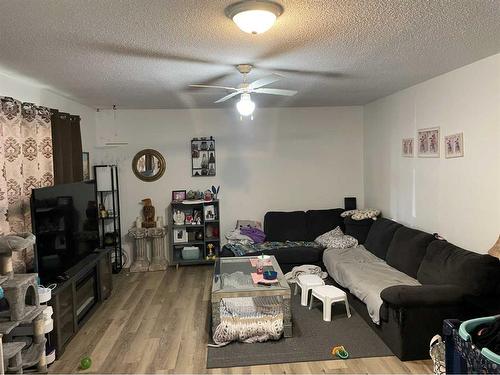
[
  {"left": 444, "top": 132, "right": 464, "bottom": 158},
  {"left": 191, "top": 137, "right": 216, "bottom": 177},
  {"left": 82, "top": 152, "right": 90, "bottom": 180},
  {"left": 402, "top": 138, "right": 414, "bottom": 157},
  {"left": 172, "top": 190, "right": 186, "bottom": 202},
  {"left": 417, "top": 127, "right": 440, "bottom": 158},
  {"left": 204, "top": 204, "right": 216, "bottom": 221},
  {"left": 173, "top": 228, "right": 188, "bottom": 243}
]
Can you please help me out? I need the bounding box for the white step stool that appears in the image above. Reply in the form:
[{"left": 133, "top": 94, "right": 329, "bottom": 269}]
[
  {"left": 309, "top": 285, "right": 351, "bottom": 322},
  {"left": 294, "top": 274, "right": 325, "bottom": 306}
]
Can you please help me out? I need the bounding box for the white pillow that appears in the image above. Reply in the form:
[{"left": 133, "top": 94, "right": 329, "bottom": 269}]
[
  {"left": 315, "top": 226, "right": 343, "bottom": 247},
  {"left": 326, "top": 235, "right": 358, "bottom": 249}
]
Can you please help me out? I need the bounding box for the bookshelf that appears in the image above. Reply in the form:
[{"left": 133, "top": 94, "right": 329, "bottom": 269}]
[{"left": 168, "top": 200, "right": 221, "bottom": 267}]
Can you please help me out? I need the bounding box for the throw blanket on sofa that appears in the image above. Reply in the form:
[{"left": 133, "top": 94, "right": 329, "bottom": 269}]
[
  {"left": 224, "top": 241, "right": 321, "bottom": 257},
  {"left": 284, "top": 265, "right": 327, "bottom": 284},
  {"left": 323, "top": 245, "right": 420, "bottom": 324}
]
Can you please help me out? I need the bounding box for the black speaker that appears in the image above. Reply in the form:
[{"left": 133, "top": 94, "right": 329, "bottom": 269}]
[{"left": 344, "top": 197, "right": 357, "bottom": 210}]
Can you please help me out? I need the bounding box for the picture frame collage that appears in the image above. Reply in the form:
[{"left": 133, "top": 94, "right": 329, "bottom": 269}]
[
  {"left": 402, "top": 127, "right": 464, "bottom": 159},
  {"left": 191, "top": 137, "right": 216, "bottom": 177}
]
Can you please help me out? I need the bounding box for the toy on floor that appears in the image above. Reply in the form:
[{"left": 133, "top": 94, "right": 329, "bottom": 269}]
[
  {"left": 332, "top": 345, "right": 349, "bottom": 359},
  {"left": 80, "top": 356, "right": 92, "bottom": 370}
]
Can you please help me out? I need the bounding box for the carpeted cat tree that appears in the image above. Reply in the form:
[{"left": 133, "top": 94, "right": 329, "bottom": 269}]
[{"left": 0, "top": 233, "right": 47, "bottom": 374}]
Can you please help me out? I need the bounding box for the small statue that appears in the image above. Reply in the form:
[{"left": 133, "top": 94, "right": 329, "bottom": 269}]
[
  {"left": 99, "top": 203, "right": 108, "bottom": 218},
  {"left": 204, "top": 190, "right": 213, "bottom": 201},
  {"left": 141, "top": 198, "right": 156, "bottom": 228},
  {"left": 173, "top": 210, "right": 185, "bottom": 225},
  {"left": 206, "top": 243, "right": 216, "bottom": 260}
]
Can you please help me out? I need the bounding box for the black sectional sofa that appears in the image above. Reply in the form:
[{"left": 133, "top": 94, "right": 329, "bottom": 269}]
[
  {"left": 221, "top": 208, "right": 344, "bottom": 273},
  {"left": 221, "top": 209, "right": 500, "bottom": 361},
  {"left": 326, "top": 217, "right": 500, "bottom": 360}
]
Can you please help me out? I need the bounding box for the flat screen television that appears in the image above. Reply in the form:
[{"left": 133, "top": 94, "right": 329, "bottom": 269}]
[{"left": 31, "top": 180, "right": 99, "bottom": 283}]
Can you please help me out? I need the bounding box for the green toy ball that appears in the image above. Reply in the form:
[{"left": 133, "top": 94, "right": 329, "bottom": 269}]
[{"left": 80, "top": 356, "right": 92, "bottom": 370}]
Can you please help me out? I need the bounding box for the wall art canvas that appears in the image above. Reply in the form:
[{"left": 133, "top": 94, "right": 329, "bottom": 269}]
[
  {"left": 444, "top": 132, "right": 464, "bottom": 158},
  {"left": 402, "top": 138, "right": 414, "bottom": 157},
  {"left": 417, "top": 127, "right": 440, "bottom": 158}
]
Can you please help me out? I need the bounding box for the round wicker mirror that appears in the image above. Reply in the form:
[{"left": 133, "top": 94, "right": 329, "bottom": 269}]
[{"left": 132, "top": 149, "right": 166, "bottom": 182}]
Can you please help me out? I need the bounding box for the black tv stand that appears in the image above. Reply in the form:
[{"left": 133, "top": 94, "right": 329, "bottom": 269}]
[{"left": 47, "top": 248, "right": 113, "bottom": 358}]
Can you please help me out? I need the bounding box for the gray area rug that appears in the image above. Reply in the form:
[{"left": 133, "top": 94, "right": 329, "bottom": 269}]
[{"left": 207, "top": 291, "right": 392, "bottom": 368}]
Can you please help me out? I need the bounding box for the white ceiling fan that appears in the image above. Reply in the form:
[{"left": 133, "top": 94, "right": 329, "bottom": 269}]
[{"left": 190, "top": 64, "right": 297, "bottom": 117}]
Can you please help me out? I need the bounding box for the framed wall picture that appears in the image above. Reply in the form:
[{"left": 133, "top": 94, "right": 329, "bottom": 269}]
[
  {"left": 191, "top": 137, "right": 215, "bottom": 177},
  {"left": 204, "top": 204, "right": 216, "bottom": 221},
  {"left": 444, "top": 132, "right": 464, "bottom": 158},
  {"left": 402, "top": 138, "right": 414, "bottom": 157},
  {"left": 172, "top": 190, "right": 186, "bottom": 202},
  {"left": 82, "top": 152, "right": 90, "bottom": 180},
  {"left": 417, "top": 127, "right": 440, "bottom": 158},
  {"left": 173, "top": 228, "right": 188, "bottom": 243}
]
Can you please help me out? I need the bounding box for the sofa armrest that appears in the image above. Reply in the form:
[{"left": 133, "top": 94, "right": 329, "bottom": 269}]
[{"left": 381, "top": 284, "right": 465, "bottom": 307}]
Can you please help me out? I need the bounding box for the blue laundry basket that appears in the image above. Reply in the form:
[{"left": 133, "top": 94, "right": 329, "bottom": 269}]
[{"left": 443, "top": 317, "right": 500, "bottom": 374}]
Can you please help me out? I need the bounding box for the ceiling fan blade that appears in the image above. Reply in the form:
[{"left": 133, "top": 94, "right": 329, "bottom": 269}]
[
  {"left": 248, "top": 74, "right": 283, "bottom": 90},
  {"left": 215, "top": 91, "right": 241, "bottom": 103},
  {"left": 253, "top": 88, "right": 298, "bottom": 96},
  {"left": 189, "top": 84, "right": 238, "bottom": 91}
]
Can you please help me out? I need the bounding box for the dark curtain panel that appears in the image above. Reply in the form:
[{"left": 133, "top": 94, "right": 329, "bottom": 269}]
[{"left": 51, "top": 111, "right": 83, "bottom": 184}]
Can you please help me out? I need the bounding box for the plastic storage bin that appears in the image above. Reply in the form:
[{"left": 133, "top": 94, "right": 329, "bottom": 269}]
[{"left": 182, "top": 246, "right": 200, "bottom": 260}]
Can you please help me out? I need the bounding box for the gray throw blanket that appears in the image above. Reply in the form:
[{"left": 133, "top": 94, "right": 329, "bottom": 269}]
[{"left": 323, "top": 245, "right": 420, "bottom": 324}]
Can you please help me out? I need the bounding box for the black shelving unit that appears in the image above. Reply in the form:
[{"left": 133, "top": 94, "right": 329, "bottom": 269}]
[
  {"left": 94, "top": 165, "right": 123, "bottom": 273},
  {"left": 169, "top": 200, "right": 221, "bottom": 267}
]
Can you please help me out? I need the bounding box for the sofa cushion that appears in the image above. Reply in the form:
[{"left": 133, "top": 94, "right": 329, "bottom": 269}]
[
  {"left": 344, "top": 216, "right": 374, "bottom": 244},
  {"left": 417, "top": 240, "right": 500, "bottom": 296},
  {"left": 386, "top": 227, "right": 435, "bottom": 278},
  {"left": 363, "top": 218, "right": 403, "bottom": 260},
  {"left": 305, "top": 208, "right": 345, "bottom": 241},
  {"left": 260, "top": 246, "right": 324, "bottom": 265},
  {"left": 264, "top": 211, "right": 307, "bottom": 241}
]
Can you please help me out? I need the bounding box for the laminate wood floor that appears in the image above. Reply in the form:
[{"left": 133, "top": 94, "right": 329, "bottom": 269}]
[{"left": 49, "top": 266, "right": 433, "bottom": 374}]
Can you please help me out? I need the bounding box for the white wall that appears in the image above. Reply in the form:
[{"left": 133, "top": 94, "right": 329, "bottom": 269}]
[
  {"left": 364, "top": 54, "right": 500, "bottom": 253},
  {"left": 94, "top": 107, "right": 364, "bottom": 264},
  {"left": 0, "top": 71, "right": 97, "bottom": 165}
]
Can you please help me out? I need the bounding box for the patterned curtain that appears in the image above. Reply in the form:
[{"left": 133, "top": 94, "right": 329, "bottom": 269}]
[{"left": 0, "top": 96, "right": 54, "bottom": 271}]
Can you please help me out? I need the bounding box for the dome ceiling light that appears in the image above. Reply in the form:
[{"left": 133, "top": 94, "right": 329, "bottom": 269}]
[{"left": 225, "top": 0, "right": 284, "bottom": 35}]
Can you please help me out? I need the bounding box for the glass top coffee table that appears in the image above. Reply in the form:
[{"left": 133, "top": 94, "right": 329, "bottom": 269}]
[{"left": 211, "top": 255, "right": 293, "bottom": 337}]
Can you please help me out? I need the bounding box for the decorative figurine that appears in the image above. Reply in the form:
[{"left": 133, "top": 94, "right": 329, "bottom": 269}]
[
  {"left": 173, "top": 210, "right": 185, "bottom": 225},
  {"left": 206, "top": 243, "right": 216, "bottom": 260},
  {"left": 193, "top": 209, "right": 202, "bottom": 224},
  {"left": 211, "top": 185, "right": 220, "bottom": 200},
  {"left": 141, "top": 198, "right": 156, "bottom": 228},
  {"left": 204, "top": 190, "right": 213, "bottom": 201},
  {"left": 201, "top": 154, "right": 208, "bottom": 169},
  {"left": 99, "top": 203, "right": 108, "bottom": 218}
]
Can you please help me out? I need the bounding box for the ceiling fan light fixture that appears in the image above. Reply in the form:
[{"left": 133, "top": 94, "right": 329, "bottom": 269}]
[
  {"left": 236, "top": 93, "right": 255, "bottom": 116},
  {"left": 225, "top": 0, "right": 283, "bottom": 34}
]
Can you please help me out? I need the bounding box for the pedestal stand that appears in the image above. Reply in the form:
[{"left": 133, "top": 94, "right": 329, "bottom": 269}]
[
  {"left": 149, "top": 227, "right": 168, "bottom": 271},
  {"left": 128, "top": 228, "right": 150, "bottom": 272},
  {"left": 128, "top": 227, "right": 168, "bottom": 272}
]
